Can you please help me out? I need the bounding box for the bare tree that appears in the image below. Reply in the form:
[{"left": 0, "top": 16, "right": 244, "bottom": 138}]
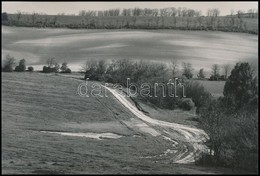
[
  {"left": 47, "top": 58, "right": 55, "bottom": 68},
  {"left": 54, "top": 63, "right": 60, "bottom": 73},
  {"left": 248, "top": 9, "right": 256, "bottom": 18},
  {"left": 187, "top": 9, "right": 196, "bottom": 17},
  {"left": 197, "top": 68, "right": 205, "bottom": 79},
  {"left": 222, "top": 64, "right": 231, "bottom": 79},
  {"left": 16, "top": 10, "right": 22, "bottom": 22},
  {"left": 182, "top": 62, "right": 193, "bottom": 79},
  {"left": 31, "top": 12, "right": 37, "bottom": 24},
  {"left": 152, "top": 9, "right": 159, "bottom": 17},
  {"left": 177, "top": 7, "right": 182, "bottom": 17},
  {"left": 213, "top": 8, "right": 220, "bottom": 17},
  {"left": 2, "top": 54, "right": 16, "bottom": 72},
  {"left": 194, "top": 10, "right": 202, "bottom": 17},
  {"left": 81, "top": 60, "right": 98, "bottom": 72},
  {"left": 60, "top": 62, "right": 68, "bottom": 72},
  {"left": 79, "top": 10, "right": 86, "bottom": 16},
  {"left": 207, "top": 9, "right": 212, "bottom": 17},
  {"left": 170, "top": 60, "right": 179, "bottom": 77},
  {"left": 171, "top": 7, "right": 177, "bottom": 17},
  {"left": 230, "top": 9, "right": 234, "bottom": 16},
  {"left": 211, "top": 64, "right": 220, "bottom": 79},
  {"left": 52, "top": 16, "right": 57, "bottom": 26},
  {"left": 237, "top": 10, "right": 244, "bottom": 18}
]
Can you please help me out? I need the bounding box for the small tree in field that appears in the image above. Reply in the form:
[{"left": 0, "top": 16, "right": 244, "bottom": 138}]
[
  {"left": 210, "top": 64, "right": 220, "bottom": 80},
  {"left": 197, "top": 68, "right": 205, "bottom": 79},
  {"left": 65, "top": 68, "right": 71, "bottom": 73},
  {"left": 15, "top": 59, "right": 26, "bottom": 72},
  {"left": 53, "top": 63, "right": 60, "bottom": 73},
  {"left": 43, "top": 66, "right": 51, "bottom": 73},
  {"left": 182, "top": 62, "right": 193, "bottom": 79},
  {"left": 223, "top": 62, "right": 257, "bottom": 110},
  {"left": 43, "top": 58, "right": 60, "bottom": 73},
  {"left": 60, "top": 62, "right": 72, "bottom": 73},
  {"left": 222, "top": 64, "right": 231, "bottom": 80},
  {"left": 28, "top": 66, "right": 34, "bottom": 72},
  {"left": 170, "top": 60, "right": 179, "bottom": 77},
  {"left": 60, "top": 62, "right": 68, "bottom": 72},
  {"left": 2, "top": 54, "right": 15, "bottom": 72},
  {"left": 47, "top": 57, "right": 55, "bottom": 68}
]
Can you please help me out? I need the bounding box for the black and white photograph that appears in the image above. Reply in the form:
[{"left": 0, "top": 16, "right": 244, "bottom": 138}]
[{"left": 1, "top": 1, "right": 258, "bottom": 174}]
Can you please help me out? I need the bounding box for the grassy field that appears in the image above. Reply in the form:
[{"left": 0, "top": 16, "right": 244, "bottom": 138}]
[
  {"left": 196, "top": 80, "right": 226, "bottom": 97},
  {"left": 2, "top": 26, "right": 258, "bottom": 76},
  {"left": 2, "top": 72, "right": 245, "bottom": 174}
]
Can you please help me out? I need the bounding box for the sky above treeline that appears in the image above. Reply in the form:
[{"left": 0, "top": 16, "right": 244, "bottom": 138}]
[{"left": 2, "top": 1, "right": 258, "bottom": 16}]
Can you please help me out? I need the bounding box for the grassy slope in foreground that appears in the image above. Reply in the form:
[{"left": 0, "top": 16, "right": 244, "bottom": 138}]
[{"left": 2, "top": 72, "right": 240, "bottom": 174}]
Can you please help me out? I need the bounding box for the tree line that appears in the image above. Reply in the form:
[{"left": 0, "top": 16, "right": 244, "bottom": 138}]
[
  {"left": 78, "top": 7, "right": 258, "bottom": 18},
  {"left": 1, "top": 54, "right": 71, "bottom": 73},
  {"left": 2, "top": 7, "right": 258, "bottom": 34},
  {"left": 42, "top": 57, "right": 71, "bottom": 73},
  {"left": 2, "top": 54, "right": 33, "bottom": 72},
  {"left": 80, "top": 58, "right": 231, "bottom": 111}
]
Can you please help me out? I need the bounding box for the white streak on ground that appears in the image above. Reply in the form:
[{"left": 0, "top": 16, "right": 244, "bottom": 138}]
[{"left": 40, "top": 131, "right": 122, "bottom": 140}]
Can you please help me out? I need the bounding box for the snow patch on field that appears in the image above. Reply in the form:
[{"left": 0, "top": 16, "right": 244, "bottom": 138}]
[{"left": 41, "top": 131, "right": 123, "bottom": 140}]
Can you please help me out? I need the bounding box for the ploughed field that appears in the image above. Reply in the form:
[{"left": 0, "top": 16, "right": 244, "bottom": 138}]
[
  {"left": 2, "top": 72, "right": 235, "bottom": 174},
  {"left": 2, "top": 26, "right": 258, "bottom": 75}
]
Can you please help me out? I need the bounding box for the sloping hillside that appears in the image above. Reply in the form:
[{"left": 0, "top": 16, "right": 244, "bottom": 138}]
[{"left": 2, "top": 72, "right": 241, "bottom": 174}]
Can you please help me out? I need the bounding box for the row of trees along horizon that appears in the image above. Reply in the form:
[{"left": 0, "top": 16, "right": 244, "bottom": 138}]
[
  {"left": 1, "top": 54, "right": 71, "bottom": 73},
  {"left": 2, "top": 54, "right": 258, "bottom": 172},
  {"left": 2, "top": 54, "right": 232, "bottom": 80},
  {"left": 1, "top": 7, "right": 258, "bottom": 34}
]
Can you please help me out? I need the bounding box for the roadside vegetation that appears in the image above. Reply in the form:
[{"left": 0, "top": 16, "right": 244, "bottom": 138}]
[
  {"left": 1, "top": 7, "right": 258, "bottom": 34},
  {"left": 197, "top": 63, "right": 258, "bottom": 172}
]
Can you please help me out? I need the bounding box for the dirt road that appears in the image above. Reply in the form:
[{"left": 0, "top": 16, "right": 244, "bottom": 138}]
[{"left": 104, "top": 86, "right": 209, "bottom": 164}]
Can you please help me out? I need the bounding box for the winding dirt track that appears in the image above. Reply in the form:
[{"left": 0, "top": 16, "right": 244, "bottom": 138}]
[
  {"left": 58, "top": 74, "right": 210, "bottom": 164},
  {"left": 104, "top": 86, "right": 209, "bottom": 164}
]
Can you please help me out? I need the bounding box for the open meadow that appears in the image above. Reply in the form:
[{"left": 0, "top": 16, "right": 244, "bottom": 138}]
[{"left": 2, "top": 26, "right": 258, "bottom": 76}]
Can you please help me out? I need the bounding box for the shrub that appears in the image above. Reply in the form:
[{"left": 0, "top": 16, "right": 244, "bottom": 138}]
[
  {"left": 85, "top": 67, "right": 98, "bottom": 80},
  {"left": 2, "top": 54, "right": 15, "bottom": 72},
  {"left": 182, "top": 62, "right": 193, "bottom": 79},
  {"left": 179, "top": 98, "right": 195, "bottom": 111},
  {"left": 14, "top": 66, "right": 22, "bottom": 72},
  {"left": 65, "top": 68, "right": 71, "bottom": 73},
  {"left": 195, "top": 153, "right": 215, "bottom": 166},
  {"left": 197, "top": 68, "right": 206, "bottom": 79},
  {"left": 2, "top": 12, "right": 8, "bottom": 21},
  {"left": 184, "top": 80, "right": 211, "bottom": 113},
  {"left": 60, "top": 62, "right": 68, "bottom": 72},
  {"left": 209, "top": 74, "right": 220, "bottom": 81},
  {"left": 14, "top": 59, "right": 26, "bottom": 72},
  {"left": 42, "top": 66, "right": 51, "bottom": 73},
  {"left": 28, "top": 66, "right": 34, "bottom": 72},
  {"left": 18, "top": 59, "right": 26, "bottom": 72}
]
